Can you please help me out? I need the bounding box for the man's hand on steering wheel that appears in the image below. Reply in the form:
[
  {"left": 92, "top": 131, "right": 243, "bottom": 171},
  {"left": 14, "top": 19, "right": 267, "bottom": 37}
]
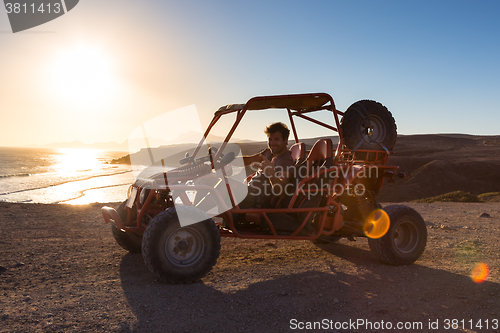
[{"left": 260, "top": 154, "right": 274, "bottom": 178}]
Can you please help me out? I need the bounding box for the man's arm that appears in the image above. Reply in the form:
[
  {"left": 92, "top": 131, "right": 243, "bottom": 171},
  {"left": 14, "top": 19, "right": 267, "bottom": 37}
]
[
  {"left": 242, "top": 148, "right": 270, "bottom": 166},
  {"left": 242, "top": 153, "right": 263, "bottom": 166},
  {"left": 260, "top": 155, "right": 290, "bottom": 188}
]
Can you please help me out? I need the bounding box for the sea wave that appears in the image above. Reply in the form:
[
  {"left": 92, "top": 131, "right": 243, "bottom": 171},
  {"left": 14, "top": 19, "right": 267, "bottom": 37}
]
[
  {"left": 57, "top": 183, "right": 131, "bottom": 204},
  {"left": 0, "top": 169, "right": 133, "bottom": 196},
  {"left": 0, "top": 173, "right": 32, "bottom": 178},
  {"left": 0, "top": 164, "right": 126, "bottom": 180}
]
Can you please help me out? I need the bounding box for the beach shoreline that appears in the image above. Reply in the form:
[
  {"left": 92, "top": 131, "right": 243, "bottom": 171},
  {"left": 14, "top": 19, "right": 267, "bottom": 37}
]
[{"left": 0, "top": 147, "right": 134, "bottom": 205}]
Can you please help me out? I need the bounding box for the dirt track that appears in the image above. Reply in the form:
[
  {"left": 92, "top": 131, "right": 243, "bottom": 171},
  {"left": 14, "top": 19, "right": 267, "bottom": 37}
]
[{"left": 1, "top": 202, "right": 499, "bottom": 332}]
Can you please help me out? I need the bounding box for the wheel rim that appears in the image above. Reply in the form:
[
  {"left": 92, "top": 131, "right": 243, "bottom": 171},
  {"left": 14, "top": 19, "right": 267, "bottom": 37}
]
[
  {"left": 361, "top": 115, "right": 386, "bottom": 144},
  {"left": 164, "top": 227, "right": 205, "bottom": 267},
  {"left": 393, "top": 221, "right": 419, "bottom": 253}
]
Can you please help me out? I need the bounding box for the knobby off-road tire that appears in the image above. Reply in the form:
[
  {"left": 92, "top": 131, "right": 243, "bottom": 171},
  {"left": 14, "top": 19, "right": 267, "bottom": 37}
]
[
  {"left": 141, "top": 206, "right": 221, "bottom": 284},
  {"left": 111, "top": 201, "right": 143, "bottom": 253},
  {"left": 341, "top": 100, "right": 397, "bottom": 151},
  {"left": 368, "top": 205, "right": 427, "bottom": 265}
]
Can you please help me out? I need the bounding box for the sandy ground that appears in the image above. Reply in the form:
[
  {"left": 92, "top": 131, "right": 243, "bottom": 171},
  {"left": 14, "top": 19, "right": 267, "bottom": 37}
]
[{"left": 0, "top": 202, "right": 499, "bottom": 332}]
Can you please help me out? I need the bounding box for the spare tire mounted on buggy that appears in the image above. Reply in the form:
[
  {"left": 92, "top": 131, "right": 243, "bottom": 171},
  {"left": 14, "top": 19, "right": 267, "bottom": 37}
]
[{"left": 341, "top": 99, "right": 397, "bottom": 152}]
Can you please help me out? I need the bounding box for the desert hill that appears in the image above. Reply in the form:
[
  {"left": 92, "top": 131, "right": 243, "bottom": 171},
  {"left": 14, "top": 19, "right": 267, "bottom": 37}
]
[{"left": 378, "top": 134, "right": 500, "bottom": 201}]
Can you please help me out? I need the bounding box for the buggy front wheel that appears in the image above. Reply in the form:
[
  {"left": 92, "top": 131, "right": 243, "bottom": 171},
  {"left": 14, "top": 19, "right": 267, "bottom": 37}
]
[{"left": 141, "top": 206, "right": 221, "bottom": 283}]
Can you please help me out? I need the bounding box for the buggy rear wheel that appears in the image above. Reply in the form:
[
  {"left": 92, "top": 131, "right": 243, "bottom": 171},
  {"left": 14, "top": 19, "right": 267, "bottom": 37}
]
[
  {"left": 341, "top": 100, "right": 397, "bottom": 151},
  {"left": 368, "top": 205, "right": 427, "bottom": 265},
  {"left": 141, "top": 206, "right": 221, "bottom": 284},
  {"left": 111, "top": 201, "right": 143, "bottom": 253}
]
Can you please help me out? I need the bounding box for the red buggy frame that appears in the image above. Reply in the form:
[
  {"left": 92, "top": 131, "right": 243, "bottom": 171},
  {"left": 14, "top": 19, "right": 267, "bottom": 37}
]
[{"left": 102, "top": 93, "right": 427, "bottom": 283}]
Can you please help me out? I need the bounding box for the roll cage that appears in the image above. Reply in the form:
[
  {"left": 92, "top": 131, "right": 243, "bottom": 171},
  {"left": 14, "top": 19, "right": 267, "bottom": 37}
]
[
  {"left": 192, "top": 93, "right": 345, "bottom": 164},
  {"left": 103, "top": 93, "right": 400, "bottom": 240}
]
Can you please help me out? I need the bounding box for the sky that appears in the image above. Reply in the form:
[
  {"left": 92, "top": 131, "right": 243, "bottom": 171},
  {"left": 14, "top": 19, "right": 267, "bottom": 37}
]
[{"left": 1, "top": 0, "right": 500, "bottom": 148}]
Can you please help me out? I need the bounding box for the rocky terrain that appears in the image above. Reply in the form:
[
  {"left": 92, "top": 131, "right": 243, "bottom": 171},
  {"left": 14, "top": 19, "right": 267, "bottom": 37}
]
[{"left": 1, "top": 201, "right": 499, "bottom": 332}]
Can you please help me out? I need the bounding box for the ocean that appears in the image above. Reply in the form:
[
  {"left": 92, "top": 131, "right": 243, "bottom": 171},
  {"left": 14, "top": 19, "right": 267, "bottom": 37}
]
[{"left": 0, "top": 147, "right": 135, "bottom": 205}]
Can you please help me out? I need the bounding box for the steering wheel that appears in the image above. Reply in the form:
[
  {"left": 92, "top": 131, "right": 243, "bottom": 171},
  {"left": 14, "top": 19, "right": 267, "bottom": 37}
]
[
  {"left": 193, "top": 146, "right": 226, "bottom": 167},
  {"left": 209, "top": 147, "right": 235, "bottom": 171},
  {"left": 214, "top": 151, "right": 235, "bottom": 170}
]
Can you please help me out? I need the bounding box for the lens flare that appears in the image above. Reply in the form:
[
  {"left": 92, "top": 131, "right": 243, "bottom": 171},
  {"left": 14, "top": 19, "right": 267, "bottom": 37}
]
[
  {"left": 471, "top": 263, "right": 490, "bottom": 284},
  {"left": 363, "top": 209, "right": 390, "bottom": 239}
]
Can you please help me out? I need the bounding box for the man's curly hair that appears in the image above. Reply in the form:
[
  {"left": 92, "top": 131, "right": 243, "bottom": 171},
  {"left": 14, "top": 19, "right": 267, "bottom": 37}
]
[{"left": 264, "top": 122, "right": 290, "bottom": 141}]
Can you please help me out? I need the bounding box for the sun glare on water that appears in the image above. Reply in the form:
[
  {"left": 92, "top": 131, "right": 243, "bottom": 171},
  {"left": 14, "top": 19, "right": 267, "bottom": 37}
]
[
  {"left": 50, "top": 149, "right": 130, "bottom": 205},
  {"left": 53, "top": 148, "right": 103, "bottom": 174}
]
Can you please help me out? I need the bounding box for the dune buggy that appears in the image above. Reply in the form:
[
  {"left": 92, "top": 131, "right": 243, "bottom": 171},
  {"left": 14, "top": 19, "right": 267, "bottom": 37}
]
[{"left": 102, "top": 93, "right": 427, "bottom": 283}]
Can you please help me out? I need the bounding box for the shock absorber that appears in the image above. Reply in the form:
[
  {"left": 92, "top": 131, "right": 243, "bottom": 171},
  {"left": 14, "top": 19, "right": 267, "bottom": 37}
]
[{"left": 354, "top": 188, "right": 375, "bottom": 221}]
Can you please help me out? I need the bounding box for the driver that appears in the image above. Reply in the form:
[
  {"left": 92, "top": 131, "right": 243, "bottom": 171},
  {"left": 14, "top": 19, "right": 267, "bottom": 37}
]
[
  {"left": 193, "top": 122, "right": 295, "bottom": 211},
  {"left": 240, "top": 122, "right": 295, "bottom": 208}
]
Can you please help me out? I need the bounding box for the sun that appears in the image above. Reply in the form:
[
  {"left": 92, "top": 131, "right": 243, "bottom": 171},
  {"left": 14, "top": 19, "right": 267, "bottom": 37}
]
[{"left": 48, "top": 44, "right": 117, "bottom": 104}]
